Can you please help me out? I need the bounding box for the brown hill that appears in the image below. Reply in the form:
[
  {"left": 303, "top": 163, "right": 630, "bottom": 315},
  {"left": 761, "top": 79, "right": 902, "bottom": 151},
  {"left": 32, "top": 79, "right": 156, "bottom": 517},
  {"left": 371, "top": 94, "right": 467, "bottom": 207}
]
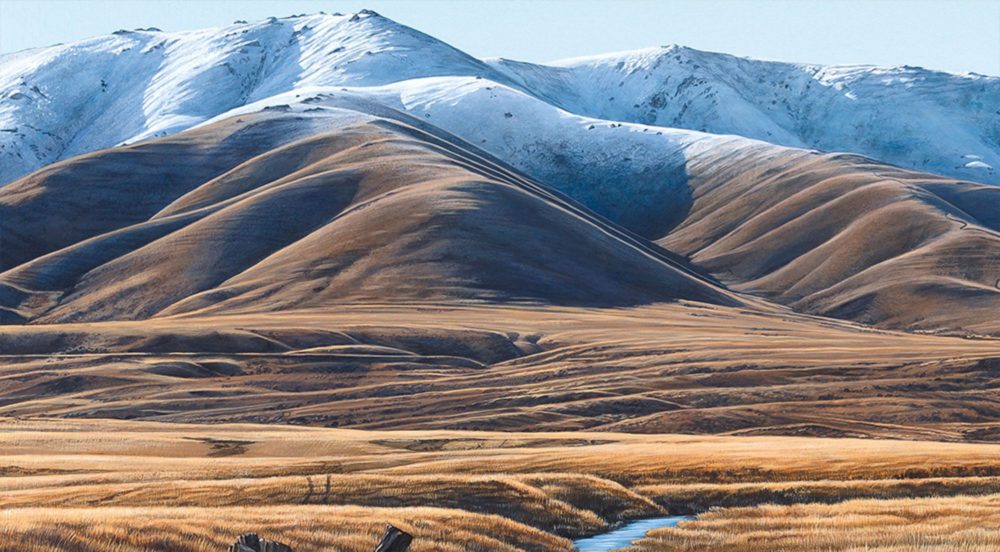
[
  {"left": 0, "top": 101, "right": 738, "bottom": 324},
  {"left": 660, "top": 143, "right": 1000, "bottom": 335}
]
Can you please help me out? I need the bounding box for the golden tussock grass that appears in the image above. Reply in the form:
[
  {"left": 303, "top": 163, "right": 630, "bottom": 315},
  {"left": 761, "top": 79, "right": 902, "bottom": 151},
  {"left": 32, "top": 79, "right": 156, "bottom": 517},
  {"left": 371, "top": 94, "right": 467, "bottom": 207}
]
[
  {"left": 377, "top": 436, "right": 1000, "bottom": 487},
  {"left": 635, "top": 476, "right": 1000, "bottom": 513},
  {"left": 6, "top": 418, "right": 1000, "bottom": 550},
  {"left": 0, "top": 505, "right": 571, "bottom": 552},
  {"left": 0, "top": 472, "right": 662, "bottom": 537},
  {"left": 625, "top": 493, "right": 1000, "bottom": 551}
]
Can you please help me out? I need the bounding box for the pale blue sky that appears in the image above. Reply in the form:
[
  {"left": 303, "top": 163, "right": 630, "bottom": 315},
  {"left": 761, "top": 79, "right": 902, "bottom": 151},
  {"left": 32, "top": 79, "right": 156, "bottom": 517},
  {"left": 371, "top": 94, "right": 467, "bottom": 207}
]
[{"left": 2, "top": 0, "right": 998, "bottom": 75}]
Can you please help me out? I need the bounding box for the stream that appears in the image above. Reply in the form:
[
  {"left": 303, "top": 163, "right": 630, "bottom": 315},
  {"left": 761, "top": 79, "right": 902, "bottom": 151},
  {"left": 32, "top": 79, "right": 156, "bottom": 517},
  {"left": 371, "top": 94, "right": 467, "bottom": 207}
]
[{"left": 572, "top": 516, "right": 692, "bottom": 552}]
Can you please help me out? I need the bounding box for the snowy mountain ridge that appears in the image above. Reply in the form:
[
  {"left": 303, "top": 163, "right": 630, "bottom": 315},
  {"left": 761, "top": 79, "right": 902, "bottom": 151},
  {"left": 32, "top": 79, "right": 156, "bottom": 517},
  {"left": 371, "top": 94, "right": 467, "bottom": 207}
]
[
  {"left": 1, "top": 10, "right": 997, "bottom": 186},
  {"left": 504, "top": 45, "right": 998, "bottom": 183},
  {"left": 0, "top": 11, "right": 512, "bottom": 182}
]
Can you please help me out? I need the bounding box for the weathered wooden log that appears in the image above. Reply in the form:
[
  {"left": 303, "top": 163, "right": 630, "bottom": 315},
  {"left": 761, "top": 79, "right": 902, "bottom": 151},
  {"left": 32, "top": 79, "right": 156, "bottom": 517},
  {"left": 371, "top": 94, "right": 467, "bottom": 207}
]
[
  {"left": 228, "top": 533, "right": 293, "bottom": 552},
  {"left": 374, "top": 525, "right": 412, "bottom": 552}
]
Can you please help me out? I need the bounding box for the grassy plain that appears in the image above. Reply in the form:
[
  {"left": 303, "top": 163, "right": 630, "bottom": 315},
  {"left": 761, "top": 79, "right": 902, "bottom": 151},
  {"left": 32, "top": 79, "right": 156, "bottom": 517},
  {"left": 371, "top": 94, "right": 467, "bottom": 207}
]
[
  {"left": 5, "top": 418, "right": 1000, "bottom": 551},
  {"left": 4, "top": 303, "right": 1000, "bottom": 440}
]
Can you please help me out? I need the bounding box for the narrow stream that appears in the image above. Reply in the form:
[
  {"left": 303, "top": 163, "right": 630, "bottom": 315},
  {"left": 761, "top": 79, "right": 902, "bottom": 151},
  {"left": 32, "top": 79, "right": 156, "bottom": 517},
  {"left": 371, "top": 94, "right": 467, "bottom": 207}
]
[{"left": 573, "top": 516, "right": 692, "bottom": 552}]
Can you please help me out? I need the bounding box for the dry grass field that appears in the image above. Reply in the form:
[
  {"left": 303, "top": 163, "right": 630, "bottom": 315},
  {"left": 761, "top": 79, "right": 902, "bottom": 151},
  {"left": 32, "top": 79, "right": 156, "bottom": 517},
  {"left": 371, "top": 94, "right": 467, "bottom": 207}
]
[
  {"left": 0, "top": 506, "right": 572, "bottom": 552},
  {"left": 5, "top": 302, "right": 1000, "bottom": 550},
  {"left": 5, "top": 418, "right": 1000, "bottom": 551},
  {"left": 3, "top": 303, "right": 1000, "bottom": 440},
  {"left": 625, "top": 494, "right": 1000, "bottom": 551}
]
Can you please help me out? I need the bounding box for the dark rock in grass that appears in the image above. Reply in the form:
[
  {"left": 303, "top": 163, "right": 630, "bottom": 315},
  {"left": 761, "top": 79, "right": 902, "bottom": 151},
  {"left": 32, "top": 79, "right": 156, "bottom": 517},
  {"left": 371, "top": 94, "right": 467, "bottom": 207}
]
[
  {"left": 375, "top": 525, "right": 413, "bottom": 552},
  {"left": 228, "top": 533, "right": 293, "bottom": 552}
]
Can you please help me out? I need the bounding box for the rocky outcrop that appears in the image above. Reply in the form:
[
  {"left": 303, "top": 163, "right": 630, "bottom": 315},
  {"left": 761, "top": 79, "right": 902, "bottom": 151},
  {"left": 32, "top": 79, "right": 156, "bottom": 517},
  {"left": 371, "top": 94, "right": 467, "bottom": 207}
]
[
  {"left": 228, "top": 533, "right": 292, "bottom": 552},
  {"left": 375, "top": 525, "right": 413, "bottom": 552},
  {"left": 226, "top": 525, "right": 412, "bottom": 552}
]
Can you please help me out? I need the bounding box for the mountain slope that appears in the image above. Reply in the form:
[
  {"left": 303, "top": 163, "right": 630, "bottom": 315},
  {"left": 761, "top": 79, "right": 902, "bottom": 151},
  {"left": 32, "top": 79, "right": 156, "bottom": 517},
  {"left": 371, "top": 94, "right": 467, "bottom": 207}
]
[
  {"left": 0, "top": 98, "right": 740, "bottom": 324},
  {"left": 199, "top": 78, "right": 717, "bottom": 240},
  {"left": 7, "top": 73, "right": 997, "bottom": 334},
  {"left": 663, "top": 146, "right": 1000, "bottom": 335},
  {"left": 375, "top": 80, "right": 1000, "bottom": 335},
  {"left": 208, "top": 79, "right": 1000, "bottom": 335}
]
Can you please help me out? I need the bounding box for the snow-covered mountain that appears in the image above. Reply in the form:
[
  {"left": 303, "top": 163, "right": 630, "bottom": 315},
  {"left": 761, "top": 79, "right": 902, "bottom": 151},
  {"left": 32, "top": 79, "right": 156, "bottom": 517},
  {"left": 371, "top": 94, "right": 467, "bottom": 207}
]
[
  {"left": 492, "top": 47, "right": 999, "bottom": 185},
  {"left": 1, "top": 10, "right": 997, "bottom": 186}
]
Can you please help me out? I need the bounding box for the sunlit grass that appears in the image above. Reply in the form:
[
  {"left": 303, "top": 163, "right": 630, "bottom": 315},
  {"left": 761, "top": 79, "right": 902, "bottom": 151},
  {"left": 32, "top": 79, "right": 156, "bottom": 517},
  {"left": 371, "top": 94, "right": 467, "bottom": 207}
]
[
  {"left": 0, "top": 505, "right": 571, "bottom": 552},
  {"left": 5, "top": 418, "right": 1000, "bottom": 551},
  {"left": 625, "top": 494, "right": 1000, "bottom": 551}
]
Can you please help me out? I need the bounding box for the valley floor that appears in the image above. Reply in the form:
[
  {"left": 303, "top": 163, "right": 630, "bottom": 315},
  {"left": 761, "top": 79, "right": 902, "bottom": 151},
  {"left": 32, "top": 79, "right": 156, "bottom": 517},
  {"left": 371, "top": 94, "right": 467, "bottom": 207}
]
[
  {"left": 4, "top": 303, "right": 1000, "bottom": 440},
  {"left": 4, "top": 418, "right": 1000, "bottom": 551}
]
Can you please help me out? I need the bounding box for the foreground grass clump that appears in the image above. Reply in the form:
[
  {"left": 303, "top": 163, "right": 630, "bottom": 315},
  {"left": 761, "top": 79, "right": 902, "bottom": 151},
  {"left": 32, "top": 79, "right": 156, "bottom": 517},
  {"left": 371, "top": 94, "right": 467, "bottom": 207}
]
[
  {"left": 0, "top": 505, "right": 572, "bottom": 552},
  {"left": 624, "top": 494, "right": 1000, "bottom": 551}
]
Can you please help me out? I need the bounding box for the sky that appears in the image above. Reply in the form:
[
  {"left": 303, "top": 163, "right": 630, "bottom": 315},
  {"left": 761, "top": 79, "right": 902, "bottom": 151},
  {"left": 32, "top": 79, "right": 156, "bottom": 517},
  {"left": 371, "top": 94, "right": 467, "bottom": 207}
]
[{"left": 1, "top": 0, "right": 998, "bottom": 75}]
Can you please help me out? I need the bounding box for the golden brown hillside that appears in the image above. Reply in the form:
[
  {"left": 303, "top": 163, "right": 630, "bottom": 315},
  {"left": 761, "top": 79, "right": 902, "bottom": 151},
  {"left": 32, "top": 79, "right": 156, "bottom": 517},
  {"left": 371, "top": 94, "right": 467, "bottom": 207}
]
[
  {"left": 0, "top": 103, "right": 736, "bottom": 326},
  {"left": 664, "top": 145, "right": 1000, "bottom": 335}
]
